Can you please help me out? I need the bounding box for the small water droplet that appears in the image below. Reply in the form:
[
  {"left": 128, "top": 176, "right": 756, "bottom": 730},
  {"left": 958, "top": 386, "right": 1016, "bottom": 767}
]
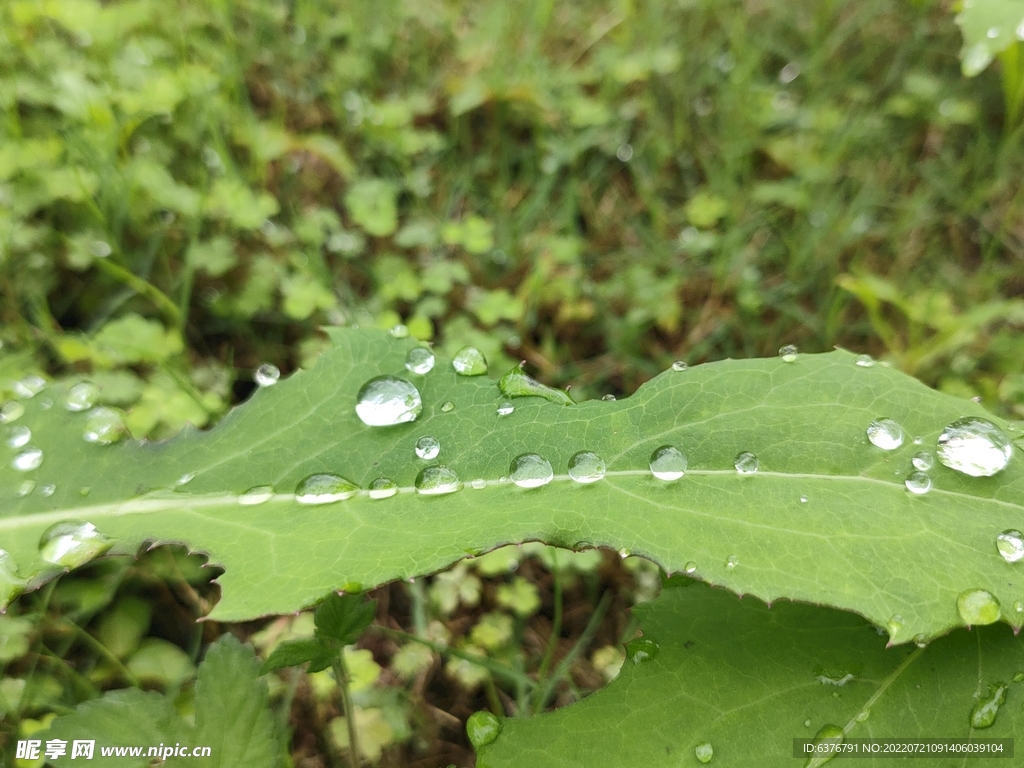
[
  {"left": 618, "top": 547, "right": 631, "bottom": 559},
  {"left": 913, "top": 634, "right": 928, "bottom": 648},
  {"left": 799, "top": 495, "right": 808, "bottom": 503},
  {"left": 649, "top": 445, "right": 686, "bottom": 481},
  {"left": 510, "top": 453, "right": 553, "bottom": 489},
  {"left": 734, "top": 451, "right": 758, "bottom": 474},
  {"left": 0, "top": 401, "right": 25, "bottom": 423},
  {"left": 854, "top": 354, "right": 874, "bottom": 368},
  {"left": 388, "top": 323, "right": 409, "bottom": 339},
  {"left": 6, "top": 425, "right": 31, "bottom": 448},
  {"left": 996, "top": 530, "right": 1024, "bottom": 564},
  {"left": 601, "top": 393, "right": 617, "bottom": 401},
  {"left": 957, "top": 589, "right": 1001, "bottom": 626},
  {"left": 625, "top": 637, "right": 659, "bottom": 664},
  {"left": 83, "top": 407, "right": 125, "bottom": 445},
  {"left": 779, "top": 61, "right": 801, "bottom": 83},
  {"left": 803, "top": 719, "right": 811, "bottom": 728},
  {"left": 970, "top": 683, "right": 1008, "bottom": 729},
  {"left": 684, "top": 561, "right": 697, "bottom": 574},
  {"left": 12, "top": 447, "right": 42, "bottom": 471},
  {"left": 440, "top": 401, "right": 455, "bottom": 413},
  {"left": 368, "top": 477, "right": 398, "bottom": 499},
  {"left": 854, "top": 709, "right": 870, "bottom": 723},
  {"left": 79, "top": 487, "right": 90, "bottom": 496},
  {"left": 39, "top": 521, "right": 113, "bottom": 568},
  {"left": 295, "top": 473, "right": 359, "bottom": 504},
  {"left": 254, "top": 363, "right": 280, "bottom": 387},
  {"left": 671, "top": 360, "right": 688, "bottom": 372},
  {"left": 17, "top": 480, "right": 35, "bottom": 496},
  {"left": 1014, "top": 601, "right": 1024, "bottom": 615},
  {"left": 568, "top": 451, "right": 606, "bottom": 484},
  {"left": 65, "top": 382, "right": 98, "bottom": 411},
  {"left": 415, "top": 466, "right": 462, "bottom": 495},
  {"left": 466, "top": 711, "right": 502, "bottom": 750},
  {"left": 887, "top": 614, "right": 904, "bottom": 637},
  {"left": 404, "top": 347, "right": 435, "bottom": 374},
  {"left": 867, "top": 418, "right": 903, "bottom": 450},
  {"left": 779, "top": 344, "right": 798, "bottom": 362},
  {"left": 452, "top": 346, "right": 488, "bottom": 376},
  {"left": 39, "top": 484, "right": 55, "bottom": 497},
  {"left": 239, "top": 485, "right": 274, "bottom": 505},
  {"left": 497, "top": 401, "right": 515, "bottom": 416},
  {"left": 911, "top": 451, "right": 934, "bottom": 471},
  {"left": 355, "top": 376, "right": 422, "bottom": 426},
  {"left": 176, "top": 472, "right": 195, "bottom": 486},
  {"left": 904, "top": 472, "right": 931, "bottom": 495},
  {"left": 694, "top": 742, "right": 714, "bottom": 763},
  {"left": 987, "top": 26, "right": 1000, "bottom": 39},
  {"left": 13, "top": 375, "right": 45, "bottom": 398},
  {"left": 415, "top": 435, "right": 440, "bottom": 460},
  {"left": 470, "top": 478, "right": 486, "bottom": 490},
  {"left": 936, "top": 417, "right": 1012, "bottom": 477},
  {"left": 725, "top": 554, "right": 738, "bottom": 569}
]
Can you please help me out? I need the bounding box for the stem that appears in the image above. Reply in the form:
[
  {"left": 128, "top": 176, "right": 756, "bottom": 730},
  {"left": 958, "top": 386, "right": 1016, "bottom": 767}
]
[
  {"left": 92, "top": 256, "right": 181, "bottom": 326},
  {"left": 59, "top": 618, "right": 141, "bottom": 687},
  {"left": 405, "top": 578, "right": 429, "bottom": 638},
  {"left": 332, "top": 652, "right": 361, "bottom": 768},
  {"left": 534, "top": 590, "right": 613, "bottom": 712},
  {"left": 531, "top": 549, "right": 563, "bottom": 713}
]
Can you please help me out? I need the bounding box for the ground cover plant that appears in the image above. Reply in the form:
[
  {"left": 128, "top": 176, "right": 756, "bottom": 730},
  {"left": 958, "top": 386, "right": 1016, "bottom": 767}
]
[{"left": 2, "top": 0, "right": 1024, "bottom": 765}]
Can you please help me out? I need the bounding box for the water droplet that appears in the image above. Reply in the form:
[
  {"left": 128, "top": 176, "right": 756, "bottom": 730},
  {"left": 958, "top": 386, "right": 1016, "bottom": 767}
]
[
  {"left": 355, "top": 376, "right": 422, "bottom": 426},
  {"left": 0, "top": 401, "right": 25, "bottom": 423},
  {"left": 615, "top": 143, "right": 633, "bottom": 162},
  {"left": 12, "top": 447, "right": 42, "bottom": 471},
  {"left": 452, "top": 346, "right": 487, "bottom": 376},
  {"left": 854, "top": 354, "right": 874, "bottom": 368},
  {"left": 936, "top": 417, "right": 1012, "bottom": 477},
  {"left": 39, "top": 484, "right": 55, "bottom": 497},
  {"left": 684, "top": 561, "right": 697, "bottom": 574},
  {"left": 17, "top": 480, "right": 35, "bottom": 496},
  {"left": 510, "top": 453, "right": 553, "bottom": 489},
  {"left": 471, "top": 478, "right": 486, "bottom": 490},
  {"left": 671, "top": 360, "right": 688, "bottom": 372},
  {"left": 601, "top": 393, "right": 617, "bottom": 401},
  {"left": 618, "top": 547, "right": 631, "bottom": 559},
  {"left": 808, "top": 724, "right": 844, "bottom": 763},
  {"left": 854, "top": 709, "right": 871, "bottom": 723},
  {"left": 779, "top": 61, "right": 801, "bottom": 83},
  {"left": 90, "top": 240, "right": 112, "bottom": 258},
  {"left": 6, "top": 425, "right": 31, "bottom": 448},
  {"left": 904, "top": 472, "right": 931, "bottom": 495},
  {"left": 887, "top": 614, "right": 904, "bottom": 637},
  {"left": 414, "top": 435, "right": 441, "bottom": 461},
  {"left": 497, "top": 401, "right": 514, "bottom": 416},
  {"left": 913, "top": 634, "right": 928, "bottom": 648},
  {"left": 466, "top": 711, "right": 502, "bottom": 750},
  {"left": 239, "top": 485, "right": 274, "bottom": 505},
  {"left": 694, "top": 742, "right": 714, "bottom": 763},
  {"left": 625, "top": 637, "right": 659, "bottom": 664},
  {"left": 415, "top": 466, "right": 462, "bottom": 495},
  {"left": 39, "top": 521, "right": 113, "bottom": 568},
  {"left": 1013, "top": 671, "right": 1024, "bottom": 683},
  {"left": 970, "top": 683, "right": 1008, "bottom": 729},
  {"left": 800, "top": 495, "right": 808, "bottom": 503},
  {"left": 568, "top": 451, "right": 606, "bottom": 484},
  {"left": 404, "top": 347, "right": 435, "bottom": 374},
  {"left": 649, "top": 445, "right": 686, "bottom": 481},
  {"left": 725, "top": 554, "right": 738, "bottom": 569},
  {"left": 0, "top": 549, "right": 24, "bottom": 602},
  {"left": 440, "top": 401, "right": 455, "bottom": 413},
  {"left": 803, "top": 719, "right": 811, "bottom": 728},
  {"left": 996, "top": 530, "right": 1024, "bottom": 564},
  {"left": 986, "top": 26, "right": 1000, "bottom": 39},
  {"left": 295, "top": 473, "right": 359, "bottom": 504},
  {"left": 779, "top": 344, "right": 798, "bottom": 362},
  {"left": 1015, "top": 601, "right": 1024, "bottom": 615},
  {"left": 13, "top": 375, "right": 45, "bottom": 398},
  {"left": 368, "top": 477, "right": 398, "bottom": 499},
  {"left": 734, "top": 451, "right": 758, "bottom": 474},
  {"left": 83, "top": 407, "right": 125, "bottom": 445},
  {"left": 254, "top": 363, "right": 280, "bottom": 387},
  {"left": 867, "top": 418, "right": 903, "bottom": 450},
  {"left": 498, "top": 365, "right": 574, "bottom": 405},
  {"left": 957, "top": 589, "right": 1001, "bottom": 626},
  {"left": 911, "top": 451, "right": 934, "bottom": 471},
  {"left": 389, "top": 323, "right": 409, "bottom": 339},
  {"left": 65, "top": 382, "right": 97, "bottom": 411},
  {"left": 176, "top": 472, "right": 195, "bottom": 486}
]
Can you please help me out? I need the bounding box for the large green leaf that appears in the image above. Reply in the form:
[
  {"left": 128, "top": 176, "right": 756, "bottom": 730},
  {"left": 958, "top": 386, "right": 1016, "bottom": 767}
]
[
  {"left": 1, "top": 330, "right": 1022, "bottom": 644},
  {"left": 478, "top": 581, "right": 1024, "bottom": 768},
  {"left": 955, "top": 0, "right": 1024, "bottom": 76}
]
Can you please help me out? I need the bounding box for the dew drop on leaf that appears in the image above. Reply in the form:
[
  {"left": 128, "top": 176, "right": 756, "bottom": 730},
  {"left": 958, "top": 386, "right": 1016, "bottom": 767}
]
[
  {"left": 969, "top": 683, "right": 1008, "bottom": 729},
  {"left": 496, "top": 401, "right": 514, "bottom": 416},
  {"left": 17, "top": 480, "right": 35, "bottom": 496},
  {"left": 725, "top": 554, "right": 738, "bottom": 569},
  {"left": 1015, "top": 601, "right": 1024, "bottom": 616},
  {"left": 0, "top": 549, "right": 24, "bottom": 603},
  {"left": 415, "top": 435, "right": 440, "bottom": 460},
  {"left": 39, "top": 521, "right": 113, "bottom": 568},
  {"left": 671, "top": 360, "right": 688, "bottom": 372},
  {"left": 452, "top": 346, "right": 487, "bottom": 376},
  {"left": 12, "top": 447, "right": 42, "bottom": 472},
  {"left": 601, "top": 393, "right": 616, "bottom": 401},
  {"left": 887, "top": 614, "right": 904, "bottom": 637},
  {"left": 854, "top": 354, "right": 874, "bottom": 368},
  {"left": 936, "top": 417, "right": 1012, "bottom": 477},
  {"left": 567, "top": 451, "right": 606, "bottom": 483},
  {"left": 694, "top": 742, "right": 714, "bottom": 763},
  {"left": 649, "top": 445, "right": 686, "bottom": 481},
  {"left": 83, "top": 407, "right": 125, "bottom": 445},
  {"left": 254, "top": 363, "right": 280, "bottom": 387},
  {"left": 354, "top": 376, "right": 422, "bottom": 426},
  {"left": 39, "top": 484, "right": 55, "bottom": 497},
  {"left": 956, "top": 589, "right": 1001, "bottom": 626},
  {"left": 913, "top": 634, "right": 927, "bottom": 648},
  {"left": 995, "top": 530, "right": 1024, "bottom": 564},
  {"left": 734, "top": 451, "right": 758, "bottom": 474},
  {"left": 65, "top": 382, "right": 97, "bottom": 412},
  {"left": 624, "top": 637, "right": 659, "bottom": 665},
  {"left": 779, "top": 344, "right": 798, "bottom": 362},
  {"left": 6, "top": 425, "right": 31, "bottom": 448},
  {"left": 466, "top": 710, "right": 502, "bottom": 749},
  {"left": 404, "top": 347, "right": 435, "bottom": 374},
  {"left": 510, "top": 453, "right": 553, "bottom": 489},
  {"left": 368, "top": 477, "right": 398, "bottom": 499},
  {"left": 14, "top": 375, "right": 45, "bottom": 399},
  {"left": 904, "top": 472, "right": 931, "bottom": 495},
  {"left": 415, "top": 466, "right": 462, "bottom": 495},
  {"left": 295, "top": 473, "right": 359, "bottom": 504},
  {"left": 0, "top": 401, "right": 25, "bottom": 423},
  {"left": 440, "top": 401, "right": 455, "bottom": 413},
  {"left": 911, "top": 451, "right": 934, "bottom": 471},
  {"left": 866, "top": 418, "right": 903, "bottom": 450},
  {"left": 388, "top": 323, "right": 409, "bottom": 339},
  {"left": 854, "top": 709, "right": 870, "bottom": 723},
  {"left": 239, "top": 485, "right": 274, "bottom": 505},
  {"left": 800, "top": 495, "right": 808, "bottom": 503},
  {"left": 803, "top": 719, "right": 811, "bottom": 728},
  {"left": 618, "top": 548, "right": 630, "bottom": 559},
  {"left": 684, "top": 561, "right": 697, "bottom": 574},
  {"left": 808, "top": 724, "right": 844, "bottom": 764},
  {"left": 176, "top": 472, "right": 195, "bottom": 486}
]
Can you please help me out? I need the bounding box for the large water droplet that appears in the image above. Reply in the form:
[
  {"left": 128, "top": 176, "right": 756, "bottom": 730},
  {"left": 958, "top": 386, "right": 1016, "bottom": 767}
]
[
  {"left": 12, "top": 447, "right": 42, "bottom": 471},
  {"left": 368, "top": 477, "right": 398, "bottom": 499},
  {"left": 295, "top": 473, "right": 359, "bottom": 504},
  {"left": 496, "top": 401, "right": 514, "bottom": 416},
  {"left": 6, "top": 425, "right": 31, "bottom": 448},
  {"left": 694, "top": 742, "right": 714, "bottom": 763},
  {"left": 466, "top": 711, "right": 502, "bottom": 750},
  {"left": 510, "top": 453, "right": 553, "bottom": 489},
  {"left": 39, "top": 521, "right": 113, "bottom": 568},
  {"left": 415, "top": 466, "right": 462, "bottom": 495},
  {"left": 970, "top": 683, "right": 1008, "bottom": 729},
  {"left": 498, "top": 365, "right": 574, "bottom": 405},
  {"left": 239, "top": 485, "right": 274, "bottom": 505},
  {"left": 83, "top": 407, "right": 125, "bottom": 445},
  {"left": 389, "top": 323, "right": 409, "bottom": 339},
  {"left": 568, "top": 451, "right": 606, "bottom": 484},
  {"left": 854, "top": 354, "right": 874, "bottom": 368},
  {"left": 936, "top": 417, "right": 1012, "bottom": 477},
  {"left": 671, "top": 360, "right": 688, "bottom": 372},
  {"left": 867, "top": 418, "right": 903, "bottom": 450},
  {"left": 254, "top": 363, "right": 280, "bottom": 387},
  {"left": 624, "top": 637, "right": 659, "bottom": 664},
  {"left": 0, "top": 401, "right": 26, "bottom": 423},
  {"left": 354, "top": 376, "right": 422, "bottom": 426},
  {"left": 779, "top": 344, "right": 798, "bottom": 362},
  {"left": 452, "top": 346, "right": 487, "bottom": 376},
  {"left": 996, "top": 530, "right": 1024, "bottom": 564},
  {"left": 904, "top": 472, "right": 931, "bottom": 495},
  {"left": 404, "top": 347, "right": 435, "bottom": 374},
  {"left": 65, "top": 382, "right": 98, "bottom": 412},
  {"left": 957, "top": 589, "right": 1001, "bottom": 626},
  {"left": 911, "top": 451, "right": 934, "bottom": 471},
  {"left": 649, "top": 445, "right": 686, "bottom": 481},
  {"left": 14, "top": 375, "right": 45, "bottom": 398},
  {"left": 734, "top": 451, "right": 758, "bottom": 474},
  {"left": 414, "top": 435, "right": 440, "bottom": 460}
]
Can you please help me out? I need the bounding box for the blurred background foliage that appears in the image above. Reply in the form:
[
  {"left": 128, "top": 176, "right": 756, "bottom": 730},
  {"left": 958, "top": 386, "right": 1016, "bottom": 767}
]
[{"left": 2, "top": 0, "right": 1024, "bottom": 765}]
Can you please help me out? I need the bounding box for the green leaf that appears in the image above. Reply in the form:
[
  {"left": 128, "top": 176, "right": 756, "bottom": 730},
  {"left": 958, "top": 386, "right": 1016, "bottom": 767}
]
[
  {"left": 259, "top": 637, "right": 336, "bottom": 674},
  {"left": 477, "top": 582, "right": 1024, "bottom": 768},
  {"left": 1, "top": 330, "right": 1023, "bottom": 646},
  {"left": 344, "top": 179, "right": 399, "bottom": 237},
  {"left": 314, "top": 594, "right": 377, "bottom": 645},
  {"left": 955, "top": 0, "right": 1024, "bottom": 76}
]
